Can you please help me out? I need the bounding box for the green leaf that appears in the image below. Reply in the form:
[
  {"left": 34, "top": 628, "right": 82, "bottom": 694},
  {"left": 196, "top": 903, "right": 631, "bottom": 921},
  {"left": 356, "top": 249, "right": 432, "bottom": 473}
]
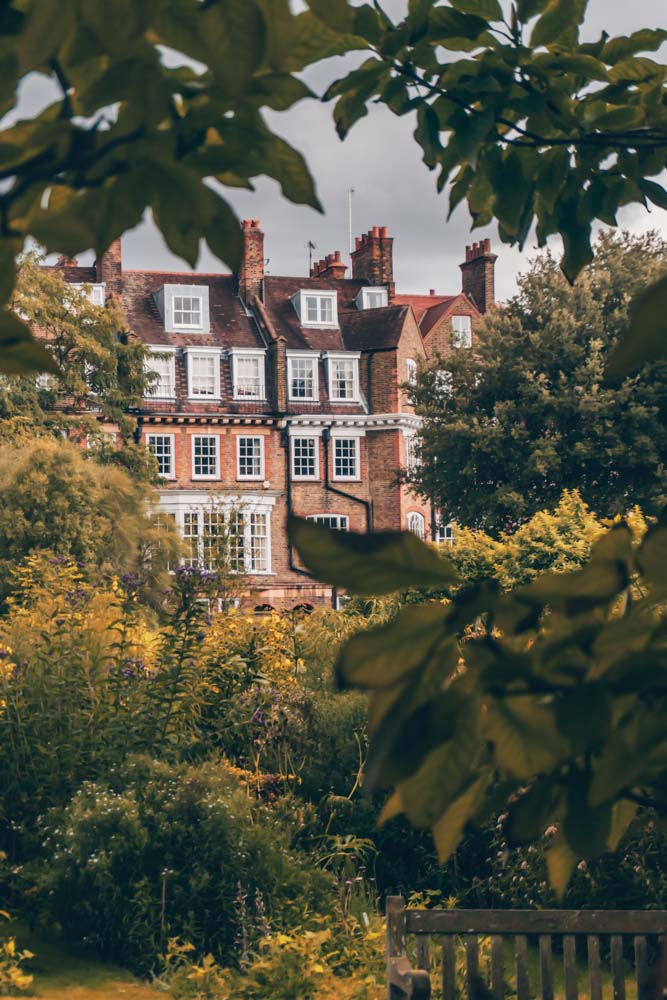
[
  {"left": 530, "top": 0, "right": 586, "bottom": 49},
  {"left": 0, "top": 312, "right": 59, "bottom": 375},
  {"left": 638, "top": 179, "right": 667, "bottom": 211},
  {"left": 484, "top": 697, "right": 569, "bottom": 779},
  {"left": 283, "top": 12, "right": 366, "bottom": 72},
  {"left": 607, "top": 799, "right": 638, "bottom": 852},
  {"left": 559, "top": 214, "right": 594, "bottom": 284},
  {"left": 306, "top": 0, "right": 354, "bottom": 33},
  {"left": 288, "top": 517, "right": 459, "bottom": 595},
  {"left": 449, "top": 0, "right": 503, "bottom": 19},
  {"left": 609, "top": 57, "right": 664, "bottom": 83},
  {"left": 336, "top": 603, "right": 451, "bottom": 688},
  {"left": 637, "top": 525, "right": 667, "bottom": 593},
  {"left": 432, "top": 773, "right": 492, "bottom": 862},
  {"left": 203, "top": 195, "right": 243, "bottom": 272},
  {"left": 602, "top": 29, "right": 667, "bottom": 64},
  {"left": 564, "top": 775, "right": 612, "bottom": 857},
  {"left": 546, "top": 838, "right": 577, "bottom": 899},
  {"left": 606, "top": 273, "right": 667, "bottom": 376},
  {"left": 555, "top": 687, "right": 611, "bottom": 754},
  {"left": 506, "top": 779, "right": 563, "bottom": 845},
  {"left": 516, "top": 0, "right": 549, "bottom": 19}
]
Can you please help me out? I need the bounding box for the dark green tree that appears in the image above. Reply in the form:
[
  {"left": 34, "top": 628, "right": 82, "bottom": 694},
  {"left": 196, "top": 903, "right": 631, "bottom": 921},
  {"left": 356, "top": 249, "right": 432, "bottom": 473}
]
[{"left": 407, "top": 230, "right": 667, "bottom": 532}]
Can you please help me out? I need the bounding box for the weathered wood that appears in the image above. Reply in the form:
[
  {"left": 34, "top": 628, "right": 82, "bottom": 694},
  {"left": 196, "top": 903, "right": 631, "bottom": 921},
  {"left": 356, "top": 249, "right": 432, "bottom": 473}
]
[
  {"left": 612, "top": 935, "right": 626, "bottom": 1000},
  {"left": 416, "top": 936, "right": 430, "bottom": 973},
  {"left": 539, "top": 935, "right": 554, "bottom": 1000},
  {"left": 635, "top": 936, "right": 649, "bottom": 1000},
  {"left": 388, "top": 957, "right": 431, "bottom": 999},
  {"left": 563, "top": 935, "right": 578, "bottom": 1000},
  {"left": 387, "top": 897, "right": 407, "bottom": 1000},
  {"left": 491, "top": 935, "right": 504, "bottom": 1000},
  {"left": 587, "top": 935, "right": 602, "bottom": 1000},
  {"left": 441, "top": 936, "right": 456, "bottom": 1000},
  {"left": 406, "top": 910, "right": 667, "bottom": 936},
  {"left": 516, "top": 935, "right": 529, "bottom": 1000},
  {"left": 465, "top": 935, "right": 479, "bottom": 1000}
]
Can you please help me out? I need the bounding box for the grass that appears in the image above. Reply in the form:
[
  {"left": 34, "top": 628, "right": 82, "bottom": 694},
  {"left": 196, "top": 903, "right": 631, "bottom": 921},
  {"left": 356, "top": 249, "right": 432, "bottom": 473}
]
[{"left": 0, "top": 923, "right": 164, "bottom": 1000}]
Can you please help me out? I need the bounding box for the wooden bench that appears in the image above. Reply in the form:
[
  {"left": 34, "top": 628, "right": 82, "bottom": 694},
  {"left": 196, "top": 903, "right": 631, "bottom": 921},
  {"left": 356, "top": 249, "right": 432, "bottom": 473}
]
[{"left": 386, "top": 896, "right": 667, "bottom": 1000}]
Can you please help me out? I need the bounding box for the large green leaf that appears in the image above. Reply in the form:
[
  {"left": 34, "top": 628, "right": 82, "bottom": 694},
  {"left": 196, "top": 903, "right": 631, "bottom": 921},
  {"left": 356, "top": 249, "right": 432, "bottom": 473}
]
[
  {"left": 450, "top": 0, "right": 502, "bottom": 18},
  {"left": 306, "top": 0, "right": 354, "bottom": 33},
  {"left": 545, "top": 838, "right": 577, "bottom": 899},
  {"left": 530, "top": 0, "right": 586, "bottom": 48},
  {"left": 606, "top": 273, "right": 667, "bottom": 376},
  {"left": 432, "top": 772, "right": 493, "bottom": 862},
  {"left": 484, "top": 696, "right": 569, "bottom": 779},
  {"left": 288, "top": 517, "right": 459, "bottom": 594},
  {"left": 0, "top": 312, "right": 59, "bottom": 375}
]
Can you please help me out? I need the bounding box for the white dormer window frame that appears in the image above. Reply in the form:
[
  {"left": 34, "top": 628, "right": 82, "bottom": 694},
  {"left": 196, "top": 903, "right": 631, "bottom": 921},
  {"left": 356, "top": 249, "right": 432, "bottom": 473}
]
[
  {"left": 324, "top": 351, "right": 360, "bottom": 403},
  {"left": 287, "top": 351, "right": 319, "bottom": 402},
  {"left": 185, "top": 347, "right": 221, "bottom": 400},
  {"left": 71, "top": 282, "right": 106, "bottom": 306},
  {"left": 292, "top": 290, "right": 339, "bottom": 328},
  {"left": 145, "top": 346, "right": 177, "bottom": 400},
  {"left": 154, "top": 284, "right": 211, "bottom": 334},
  {"left": 355, "top": 286, "right": 388, "bottom": 310},
  {"left": 229, "top": 348, "right": 267, "bottom": 402},
  {"left": 406, "top": 358, "right": 417, "bottom": 385},
  {"left": 173, "top": 293, "right": 203, "bottom": 331}
]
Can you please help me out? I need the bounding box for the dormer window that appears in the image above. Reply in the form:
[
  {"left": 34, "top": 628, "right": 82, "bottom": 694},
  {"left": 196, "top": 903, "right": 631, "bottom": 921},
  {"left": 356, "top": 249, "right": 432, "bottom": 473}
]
[
  {"left": 292, "top": 290, "right": 338, "bottom": 328},
  {"left": 325, "top": 352, "right": 360, "bottom": 402},
  {"left": 145, "top": 347, "right": 176, "bottom": 399},
  {"left": 452, "top": 315, "right": 472, "bottom": 349},
  {"left": 186, "top": 348, "right": 221, "bottom": 399},
  {"left": 173, "top": 295, "right": 202, "bottom": 330},
  {"left": 356, "top": 287, "right": 388, "bottom": 310},
  {"left": 230, "top": 349, "right": 266, "bottom": 401},
  {"left": 287, "top": 352, "right": 319, "bottom": 401},
  {"left": 153, "top": 284, "right": 210, "bottom": 333}
]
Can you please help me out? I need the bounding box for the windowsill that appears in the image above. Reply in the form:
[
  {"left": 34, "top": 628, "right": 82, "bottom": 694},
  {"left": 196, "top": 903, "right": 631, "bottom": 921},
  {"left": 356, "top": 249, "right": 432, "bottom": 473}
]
[
  {"left": 233, "top": 395, "right": 266, "bottom": 403},
  {"left": 237, "top": 475, "right": 265, "bottom": 482},
  {"left": 145, "top": 395, "right": 177, "bottom": 401},
  {"left": 288, "top": 396, "right": 319, "bottom": 403},
  {"left": 192, "top": 475, "right": 221, "bottom": 481},
  {"left": 329, "top": 398, "right": 360, "bottom": 405},
  {"left": 332, "top": 476, "right": 361, "bottom": 483},
  {"left": 173, "top": 324, "right": 206, "bottom": 332},
  {"left": 292, "top": 475, "right": 320, "bottom": 482},
  {"left": 301, "top": 322, "right": 339, "bottom": 329},
  {"left": 158, "top": 475, "right": 177, "bottom": 482},
  {"left": 188, "top": 394, "right": 221, "bottom": 402}
]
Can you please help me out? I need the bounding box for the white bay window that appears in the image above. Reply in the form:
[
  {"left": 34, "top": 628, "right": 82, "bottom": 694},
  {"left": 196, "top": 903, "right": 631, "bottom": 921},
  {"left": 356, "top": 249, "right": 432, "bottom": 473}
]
[
  {"left": 187, "top": 350, "right": 220, "bottom": 399},
  {"left": 231, "top": 350, "right": 266, "bottom": 401},
  {"left": 145, "top": 348, "right": 176, "bottom": 400},
  {"left": 326, "top": 352, "right": 360, "bottom": 403}
]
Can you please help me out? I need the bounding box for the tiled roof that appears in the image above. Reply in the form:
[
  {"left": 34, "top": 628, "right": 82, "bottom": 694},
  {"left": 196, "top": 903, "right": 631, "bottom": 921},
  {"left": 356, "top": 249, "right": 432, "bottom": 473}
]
[
  {"left": 393, "top": 293, "right": 455, "bottom": 323},
  {"left": 342, "top": 305, "right": 411, "bottom": 351}
]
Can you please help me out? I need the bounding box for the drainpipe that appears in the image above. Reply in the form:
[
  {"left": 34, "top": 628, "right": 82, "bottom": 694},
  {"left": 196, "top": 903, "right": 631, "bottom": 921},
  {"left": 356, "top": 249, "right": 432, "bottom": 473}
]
[{"left": 322, "top": 427, "right": 372, "bottom": 532}]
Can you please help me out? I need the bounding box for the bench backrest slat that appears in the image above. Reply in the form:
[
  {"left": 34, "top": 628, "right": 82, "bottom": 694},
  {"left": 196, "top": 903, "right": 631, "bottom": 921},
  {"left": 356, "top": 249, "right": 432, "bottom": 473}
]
[{"left": 405, "top": 908, "right": 667, "bottom": 936}]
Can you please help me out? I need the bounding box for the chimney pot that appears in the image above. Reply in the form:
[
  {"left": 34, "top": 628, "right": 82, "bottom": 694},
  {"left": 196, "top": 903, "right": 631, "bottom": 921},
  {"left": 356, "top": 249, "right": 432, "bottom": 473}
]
[
  {"left": 430, "top": 289, "right": 435, "bottom": 296},
  {"left": 334, "top": 250, "right": 341, "bottom": 262},
  {"left": 379, "top": 226, "right": 388, "bottom": 238},
  {"left": 239, "top": 218, "right": 265, "bottom": 304},
  {"left": 372, "top": 225, "right": 381, "bottom": 238}
]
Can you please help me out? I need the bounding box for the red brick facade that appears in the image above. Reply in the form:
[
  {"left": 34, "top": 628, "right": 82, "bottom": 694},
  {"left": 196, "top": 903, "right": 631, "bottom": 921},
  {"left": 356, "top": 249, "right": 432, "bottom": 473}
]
[{"left": 48, "top": 224, "right": 496, "bottom": 608}]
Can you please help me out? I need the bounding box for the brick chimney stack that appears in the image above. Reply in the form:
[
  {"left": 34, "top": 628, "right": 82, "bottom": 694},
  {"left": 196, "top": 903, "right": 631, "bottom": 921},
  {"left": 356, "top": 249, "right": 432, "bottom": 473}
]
[
  {"left": 95, "top": 239, "right": 122, "bottom": 294},
  {"left": 310, "top": 251, "right": 347, "bottom": 280},
  {"left": 350, "top": 225, "right": 395, "bottom": 300},
  {"left": 239, "top": 219, "right": 265, "bottom": 305},
  {"left": 460, "top": 238, "right": 497, "bottom": 313}
]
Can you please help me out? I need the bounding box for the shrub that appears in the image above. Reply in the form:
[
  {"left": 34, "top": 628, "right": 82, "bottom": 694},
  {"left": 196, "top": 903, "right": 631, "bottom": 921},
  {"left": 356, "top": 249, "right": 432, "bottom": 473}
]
[{"left": 39, "top": 757, "right": 333, "bottom": 972}]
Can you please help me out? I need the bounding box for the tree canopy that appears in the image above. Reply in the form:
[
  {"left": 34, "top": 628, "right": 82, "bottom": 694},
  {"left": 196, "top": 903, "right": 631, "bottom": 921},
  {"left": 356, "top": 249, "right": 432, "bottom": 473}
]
[
  {"left": 0, "top": 1, "right": 664, "bottom": 373},
  {"left": 408, "top": 230, "right": 667, "bottom": 532}
]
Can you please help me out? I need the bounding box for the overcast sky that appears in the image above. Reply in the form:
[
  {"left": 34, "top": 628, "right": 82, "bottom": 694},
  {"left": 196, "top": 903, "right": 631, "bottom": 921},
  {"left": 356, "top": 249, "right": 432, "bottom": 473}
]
[{"left": 20, "top": 0, "right": 667, "bottom": 300}]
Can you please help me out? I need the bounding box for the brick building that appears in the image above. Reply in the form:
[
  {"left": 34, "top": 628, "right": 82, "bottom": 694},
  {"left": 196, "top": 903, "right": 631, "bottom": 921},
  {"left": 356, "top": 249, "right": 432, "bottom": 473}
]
[{"left": 49, "top": 224, "right": 496, "bottom": 608}]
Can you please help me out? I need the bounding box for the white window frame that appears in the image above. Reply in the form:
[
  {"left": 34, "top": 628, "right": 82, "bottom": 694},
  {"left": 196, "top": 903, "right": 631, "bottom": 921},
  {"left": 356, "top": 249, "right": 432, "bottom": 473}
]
[
  {"left": 287, "top": 352, "right": 319, "bottom": 402},
  {"left": 406, "top": 358, "right": 417, "bottom": 385},
  {"left": 407, "top": 511, "right": 426, "bottom": 539},
  {"left": 452, "top": 314, "right": 473, "bottom": 349},
  {"left": 192, "top": 434, "right": 220, "bottom": 480},
  {"left": 230, "top": 349, "right": 266, "bottom": 402},
  {"left": 186, "top": 348, "right": 221, "bottom": 400},
  {"left": 307, "top": 514, "right": 349, "bottom": 531},
  {"left": 437, "top": 521, "right": 455, "bottom": 545},
  {"left": 355, "top": 286, "right": 388, "bottom": 310},
  {"left": 145, "top": 347, "right": 177, "bottom": 400},
  {"left": 292, "top": 290, "right": 339, "bottom": 328},
  {"left": 156, "top": 492, "right": 275, "bottom": 576},
  {"left": 291, "top": 436, "right": 320, "bottom": 481},
  {"left": 404, "top": 432, "right": 420, "bottom": 474},
  {"left": 236, "top": 435, "right": 265, "bottom": 481},
  {"left": 172, "top": 293, "right": 204, "bottom": 331},
  {"left": 146, "top": 433, "right": 176, "bottom": 480},
  {"left": 325, "top": 352, "right": 360, "bottom": 403},
  {"left": 71, "top": 282, "right": 106, "bottom": 306},
  {"left": 332, "top": 436, "right": 360, "bottom": 481}
]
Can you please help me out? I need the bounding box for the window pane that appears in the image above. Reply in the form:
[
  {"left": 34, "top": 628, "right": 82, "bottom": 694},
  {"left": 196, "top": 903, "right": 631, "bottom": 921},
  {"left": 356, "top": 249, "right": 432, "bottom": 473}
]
[
  {"left": 147, "top": 435, "right": 173, "bottom": 477},
  {"left": 334, "top": 438, "right": 358, "bottom": 478},
  {"left": 183, "top": 511, "right": 200, "bottom": 567},
  {"left": 308, "top": 515, "right": 348, "bottom": 530},
  {"left": 202, "top": 509, "right": 225, "bottom": 570},
  {"left": 190, "top": 354, "right": 217, "bottom": 396},
  {"left": 289, "top": 357, "right": 316, "bottom": 399},
  {"left": 452, "top": 315, "right": 472, "bottom": 348},
  {"left": 193, "top": 435, "right": 218, "bottom": 477},
  {"left": 320, "top": 297, "right": 333, "bottom": 323},
  {"left": 292, "top": 437, "right": 317, "bottom": 478},
  {"left": 174, "top": 295, "right": 202, "bottom": 328},
  {"left": 306, "top": 297, "right": 319, "bottom": 322},
  {"left": 235, "top": 356, "right": 263, "bottom": 399},
  {"left": 238, "top": 436, "right": 263, "bottom": 478},
  {"left": 146, "top": 355, "right": 174, "bottom": 398},
  {"left": 407, "top": 513, "right": 425, "bottom": 539},
  {"left": 249, "top": 512, "right": 268, "bottom": 573},
  {"left": 229, "top": 511, "right": 245, "bottom": 572},
  {"left": 406, "top": 359, "right": 417, "bottom": 385},
  {"left": 331, "top": 359, "right": 355, "bottom": 400}
]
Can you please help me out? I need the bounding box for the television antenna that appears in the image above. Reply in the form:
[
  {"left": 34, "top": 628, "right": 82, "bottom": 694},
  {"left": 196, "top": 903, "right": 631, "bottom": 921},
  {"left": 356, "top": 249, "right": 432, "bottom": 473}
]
[{"left": 306, "top": 240, "right": 316, "bottom": 272}]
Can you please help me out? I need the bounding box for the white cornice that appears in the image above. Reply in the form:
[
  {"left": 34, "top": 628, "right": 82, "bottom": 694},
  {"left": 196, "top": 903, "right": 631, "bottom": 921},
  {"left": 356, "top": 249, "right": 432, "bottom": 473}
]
[{"left": 285, "top": 412, "right": 421, "bottom": 431}]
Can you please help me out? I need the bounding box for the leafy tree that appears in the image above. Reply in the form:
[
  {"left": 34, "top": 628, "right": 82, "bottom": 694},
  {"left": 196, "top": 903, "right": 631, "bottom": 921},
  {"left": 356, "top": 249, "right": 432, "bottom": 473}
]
[
  {"left": 407, "top": 230, "right": 667, "bottom": 532},
  {"left": 0, "top": 1, "right": 664, "bottom": 373},
  {"left": 0, "top": 437, "right": 178, "bottom": 601}
]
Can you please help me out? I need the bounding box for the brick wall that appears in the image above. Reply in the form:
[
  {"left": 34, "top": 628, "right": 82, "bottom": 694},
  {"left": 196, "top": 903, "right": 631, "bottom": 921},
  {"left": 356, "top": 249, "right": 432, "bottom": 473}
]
[
  {"left": 459, "top": 239, "right": 497, "bottom": 314},
  {"left": 425, "top": 298, "right": 482, "bottom": 359}
]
